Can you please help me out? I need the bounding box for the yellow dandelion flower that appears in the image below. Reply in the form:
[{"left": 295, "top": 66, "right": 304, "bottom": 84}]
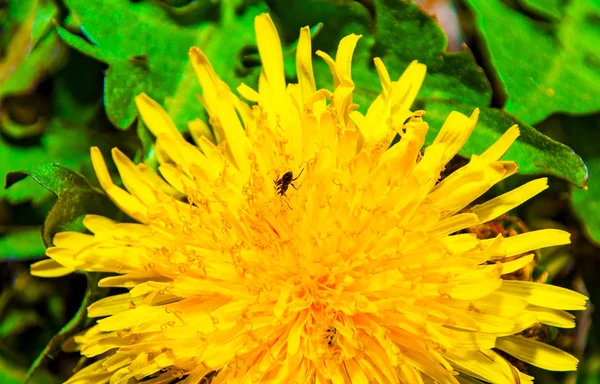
[{"left": 32, "top": 13, "right": 587, "bottom": 384}]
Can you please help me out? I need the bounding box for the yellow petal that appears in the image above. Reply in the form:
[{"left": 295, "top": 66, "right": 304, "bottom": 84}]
[
  {"left": 334, "top": 34, "right": 361, "bottom": 83},
  {"left": 316, "top": 50, "right": 339, "bottom": 87},
  {"left": 30, "top": 259, "right": 75, "bottom": 277},
  {"left": 188, "top": 47, "right": 251, "bottom": 175},
  {"left": 500, "top": 254, "right": 535, "bottom": 275},
  {"left": 82, "top": 215, "right": 118, "bottom": 235},
  {"left": 432, "top": 109, "right": 478, "bottom": 166},
  {"left": 496, "top": 335, "right": 579, "bottom": 371},
  {"left": 53, "top": 231, "right": 95, "bottom": 249},
  {"left": 499, "top": 280, "right": 587, "bottom": 310},
  {"left": 524, "top": 305, "right": 576, "bottom": 328},
  {"left": 480, "top": 125, "right": 520, "bottom": 162},
  {"left": 236, "top": 82, "right": 260, "bottom": 103},
  {"left": 112, "top": 148, "right": 158, "bottom": 204},
  {"left": 470, "top": 178, "right": 548, "bottom": 224},
  {"left": 296, "top": 26, "right": 316, "bottom": 104},
  {"left": 447, "top": 349, "right": 518, "bottom": 384},
  {"left": 394, "top": 60, "right": 426, "bottom": 112},
  {"left": 254, "top": 13, "right": 286, "bottom": 94},
  {"left": 499, "top": 229, "right": 571, "bottom": 257},
  {"left": 90, "top": 147, "right": 149, "bottom": 223},
  {"left": 134, "top": 93, "right": 180, "bottom": 138},
  {"left": 373, "top": 57, "right": 391, "bottom": 98},
  {"left": 90, "top": 146, "right": 113, "bottom": 191},
  {"left": 187, "top": 118, "right": 214, "bottom": 145}
]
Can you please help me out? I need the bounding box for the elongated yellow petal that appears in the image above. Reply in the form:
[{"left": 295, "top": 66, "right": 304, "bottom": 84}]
[
  {"left": 236, "top": 82, "right": 260, "bottom": 103},
  {"left": 500, "top": 229, "right": 571, "bottom": 257},
  {"left": 447, "top": 350, "right": 518, "bottom": 384},
  {"left": 432, "top": 109, "right": 478, "bottom": 166},
  {"left": 112, "top": 148, "right": 158, "bottom": 205},
  {"left": 500, "top": 280, "right": 588, "bottom": 310},
  {"left": 189, "top": 47, "right": 251, "bottom": 175},
  {"left": 500, "top": 254, "right": 534, "bottom": 275},
  {"left": 393, "top": 60, "right": 426, "bottom": 112},
  {"left": 334, "top": 34, "right": 361, "bottom": 83},
  {"left": 296, "top": 26, "right": 316, "bottom": 104},
  {"left": 90, "top": 147, "right": 149, "bottom": 223},
  {"left": 134, "top": 93, "right": 180, "bottom": 138},
  {"left": 90, "top": 146, "right": 112, "bottom": 191},
  {"left": 480, "top": 125, "right": 520, "bottom": 162},
  {"left": 496, "top": 335, "right": 579, "bottom": 371},
  {"left": 30, "top": 259, "right": 75, "bottom": 277},
  {"left": 524, "top": 305, "right": 576, "bottom": 328},
  {"left": 471, "top": 178, "right": 548, "bottom": 224},
  {"left": 374, "top": 57, "right": 391, "bottom": 98},
  {"left": 254, "top": 13, "right": 286, "bottom": 95}
]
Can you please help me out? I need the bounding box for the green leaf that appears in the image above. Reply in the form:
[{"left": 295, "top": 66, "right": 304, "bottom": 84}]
[
  {"left": 0, "top": 118, "right": 127, "bottom": 204},
  {"left": 518, "top": 0, "right": 563, "bottom": 20},
  {"left": 0, "top": 227, "right": 45, "bottom": 261},
  {"left": 5, "top": 164, "right": 125, "bottom": 247},
  {"left": 566, "top": 115, "right": 600, "bottom": 245},
  {"left": 371, "top": 0, "right": 491, "bottom": 106},
  {"left": 58, "top": 0, "right": 268, "bottom": 131},
  {"left": 420, "top": 99, "right": 588, "bottom": 187},
  {"left": 464, "top": 0, "right": 600, "bottom": 124}
]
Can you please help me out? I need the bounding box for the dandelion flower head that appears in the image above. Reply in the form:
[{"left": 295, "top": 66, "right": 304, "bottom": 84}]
[{"left": 32, "top": 13, "right": 587, "bottom": 384}]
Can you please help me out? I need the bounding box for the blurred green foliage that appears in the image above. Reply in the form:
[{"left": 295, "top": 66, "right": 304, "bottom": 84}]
[{"left": 0, "top": 0, "right": 599, "bottom": 382}]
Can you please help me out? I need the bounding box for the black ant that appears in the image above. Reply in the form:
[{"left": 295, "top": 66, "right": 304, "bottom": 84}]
[
  {"left": 274, "top": 169, "right": 304, "bottom": 197},
  {"left": 274, "top": 169, "right": 304, "bottom": 209},
  {"left": 325, "top": 327, "right": 337, "bottom": 346}
]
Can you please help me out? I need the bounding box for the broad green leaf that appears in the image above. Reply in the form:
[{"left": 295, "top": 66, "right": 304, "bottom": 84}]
[
  {"left": 371, "top": 0, "right": 491, "bottom": 106},
  {"left": 465, "top": 0, "right": 600, "bottom": 124},
  {"left": 58, "top": 0, "right": 267, "bottom": 131},
  {"left": 5, "top": 164, "right": 126, "bottom": 247},
  {"left": 567, "top": 115, "right": 600, "bottom": 245},
  {"left": 420, "top": 99, "right": 588, "bottom": 187},
  {"left": 518, "top": 0, "right": 563, "bottom": 19},
  {"left": 0, "top": 227, "right": 45, "bottom": 261},
  {"left": 0, "top": 118, "right": 128, "bottom": 204}
]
